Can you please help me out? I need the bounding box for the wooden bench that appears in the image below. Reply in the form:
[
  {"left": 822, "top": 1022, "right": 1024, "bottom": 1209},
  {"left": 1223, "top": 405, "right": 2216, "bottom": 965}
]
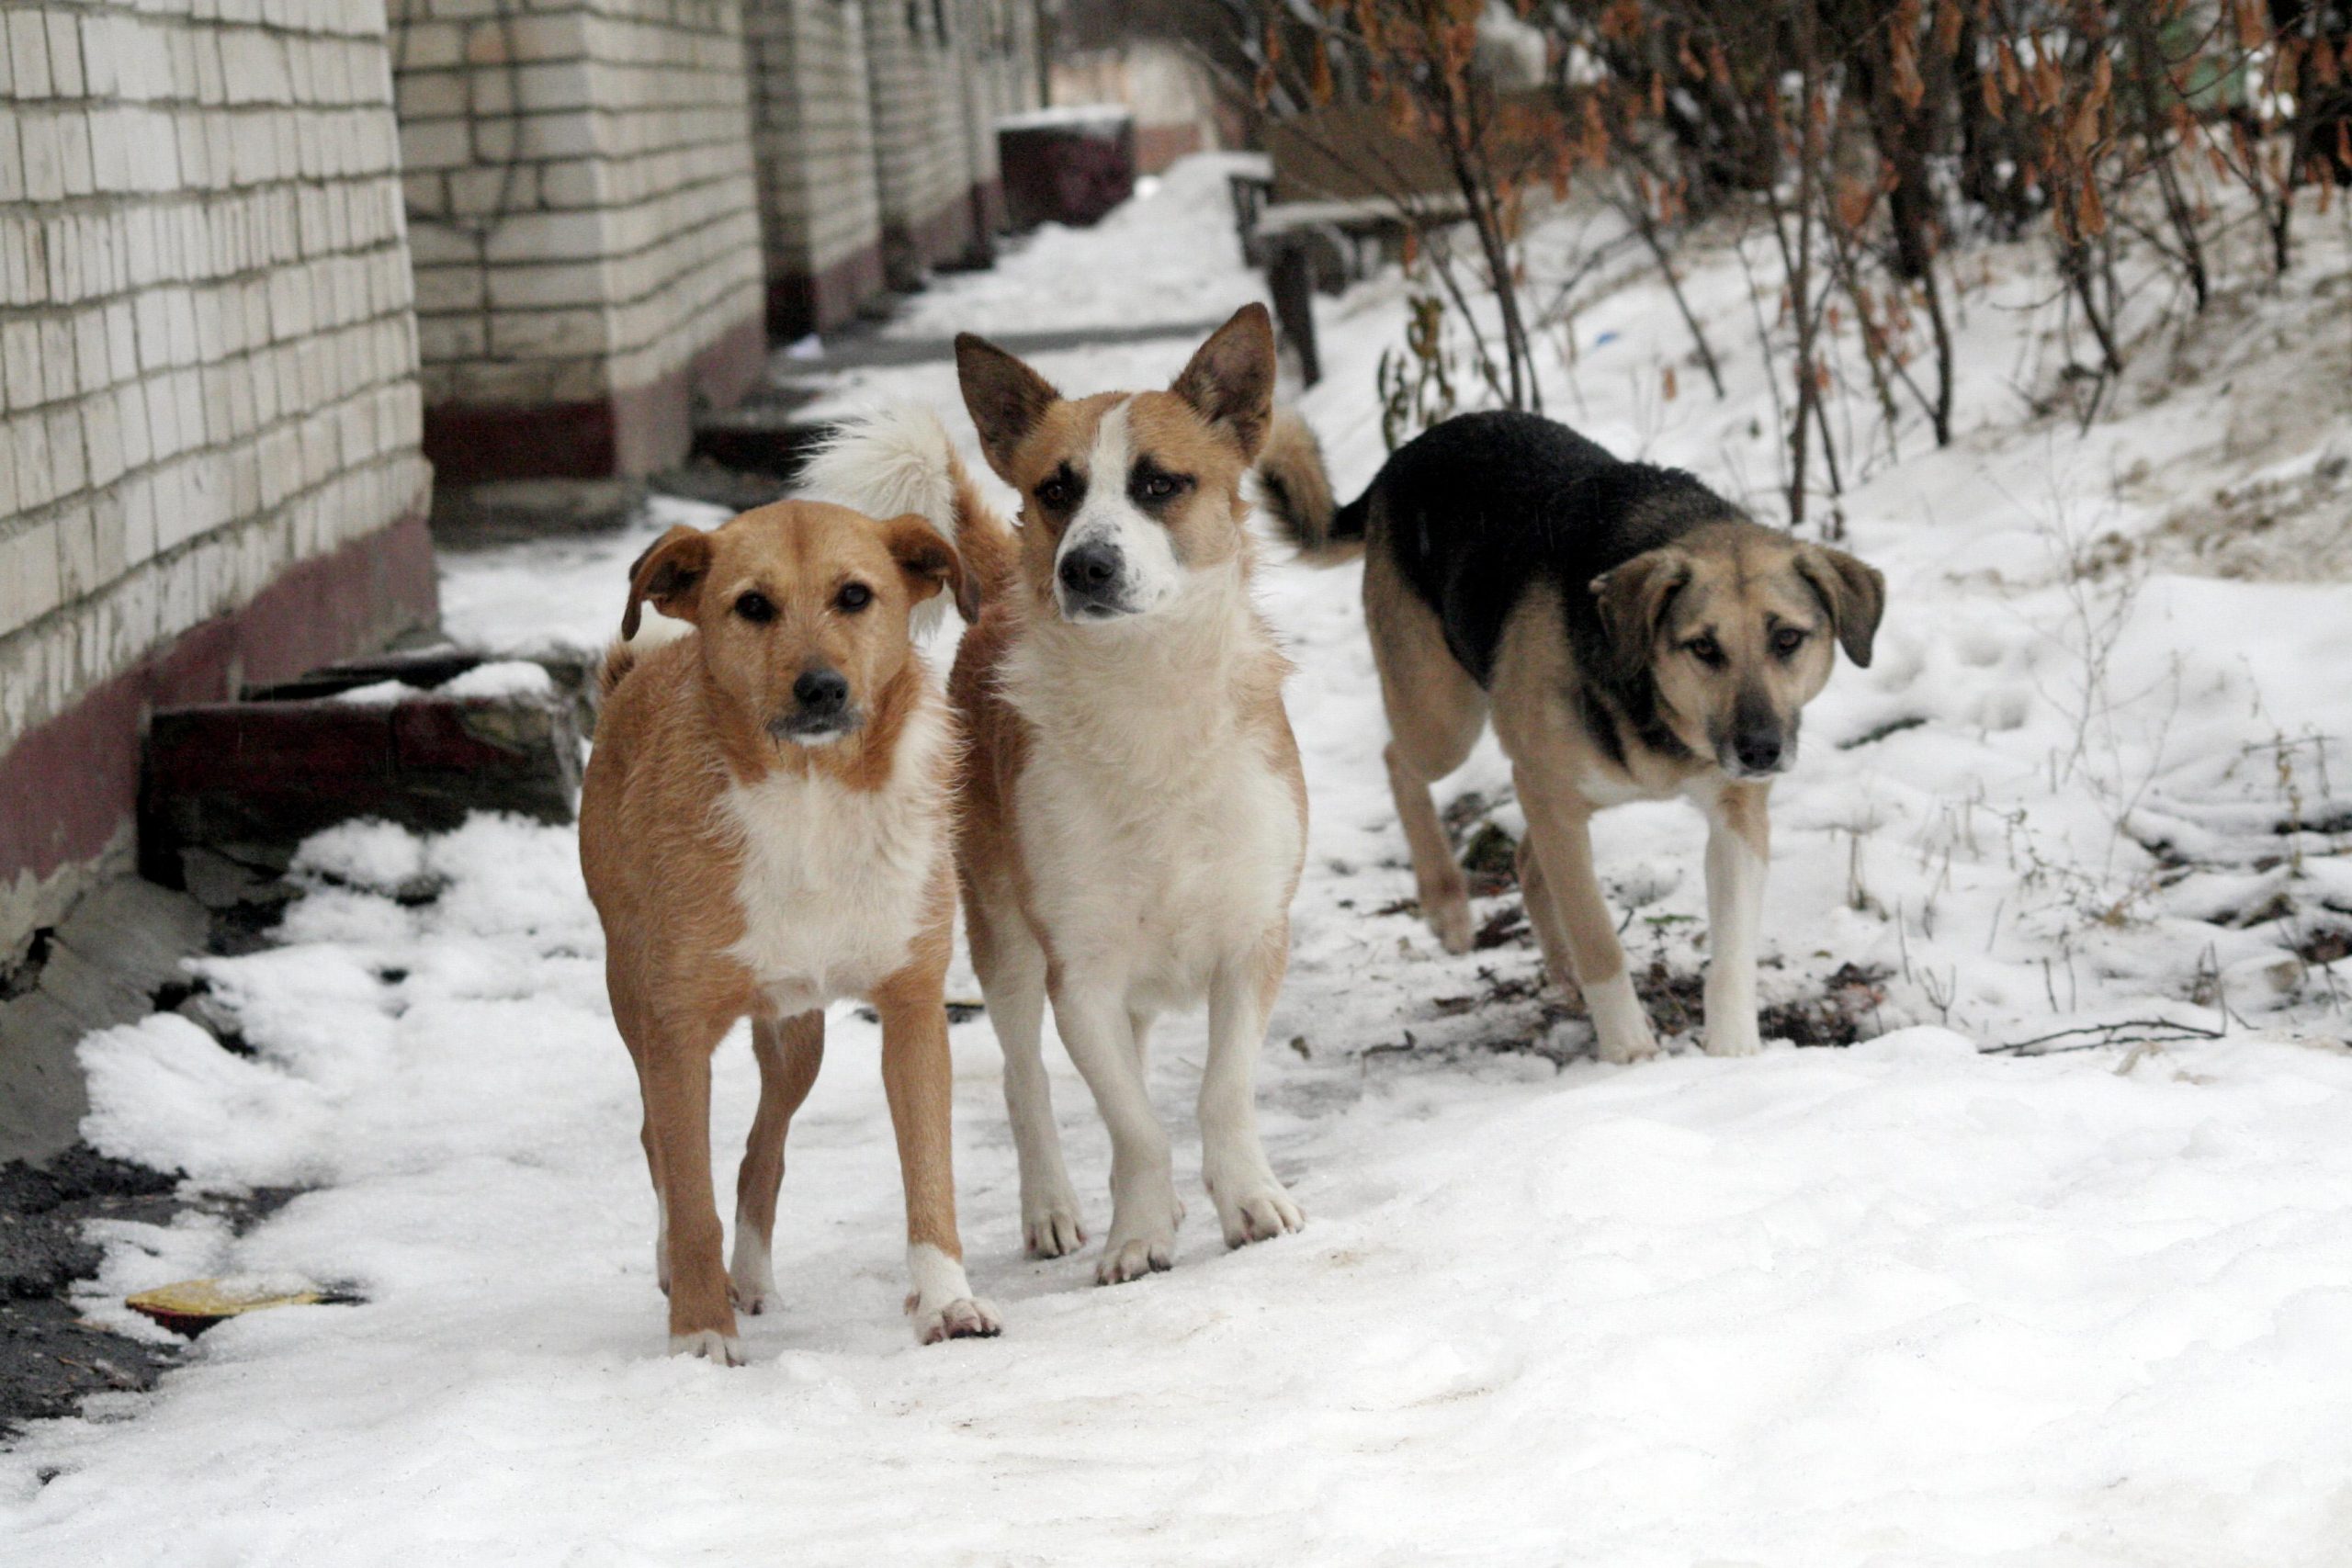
[{"left": 1234, "top": 107, "right": 1471, "bottom": 386}]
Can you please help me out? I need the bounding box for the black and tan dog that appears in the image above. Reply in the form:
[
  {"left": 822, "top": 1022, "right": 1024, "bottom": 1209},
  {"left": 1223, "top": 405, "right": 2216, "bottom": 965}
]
[{"left": 1261, "top": 409, "right": 1884, "bottom": 1063}]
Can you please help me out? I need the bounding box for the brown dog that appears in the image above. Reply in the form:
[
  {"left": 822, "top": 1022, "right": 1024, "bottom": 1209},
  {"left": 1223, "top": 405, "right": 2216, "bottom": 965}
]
[{"left": 579, "top": 499, "right": 999, "bottom": 1361}]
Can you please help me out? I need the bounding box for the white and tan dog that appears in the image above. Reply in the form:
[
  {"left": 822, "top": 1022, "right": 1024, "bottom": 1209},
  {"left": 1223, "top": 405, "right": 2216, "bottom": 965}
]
[
  {"left": 579, "top": 499, "right": 999, "bottom": 1361},
  {"left": 802, "top": 305, "right": 1307, "bottom": 1283}
]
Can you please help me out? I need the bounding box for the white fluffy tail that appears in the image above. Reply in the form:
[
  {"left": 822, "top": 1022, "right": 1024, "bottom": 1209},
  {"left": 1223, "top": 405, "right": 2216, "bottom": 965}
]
[{"left": 797, "top": 403, "right": 1013, "bottom": 637}]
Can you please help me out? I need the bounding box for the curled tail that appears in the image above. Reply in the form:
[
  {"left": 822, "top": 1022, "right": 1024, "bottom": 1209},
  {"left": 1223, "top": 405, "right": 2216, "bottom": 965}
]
[
  {"left": 1256, "top": 409, "right": 1367, "bottom": 563},
  {"left": 798, "top": 404, "right": 1016, "bottom": 629}
]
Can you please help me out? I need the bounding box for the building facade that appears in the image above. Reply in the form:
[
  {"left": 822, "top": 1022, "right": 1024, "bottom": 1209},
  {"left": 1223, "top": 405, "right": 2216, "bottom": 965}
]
[
  {"left": 389, "top": 0, "right": 769, "bottom": 481},
  {"left": 0, "top": 0, "right": 436, "bottom": 953},
  {"left": 0, "top": 0, "right": 1041, "bottom": 966}
]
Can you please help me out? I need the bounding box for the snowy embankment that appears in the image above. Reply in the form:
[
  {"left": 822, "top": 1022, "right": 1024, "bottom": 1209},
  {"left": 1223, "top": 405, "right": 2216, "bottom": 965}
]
[{"left": 6, "top": 155, "right": 2350, "bottom": 1564}]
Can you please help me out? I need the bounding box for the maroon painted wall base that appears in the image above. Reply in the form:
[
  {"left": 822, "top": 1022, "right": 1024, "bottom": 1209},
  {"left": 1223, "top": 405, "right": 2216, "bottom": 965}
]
[
  {"left": 421, "top": 311, "right": 768, "bottom": 484},
  {"left": 767, "top": 243, "right": 887, "bottom": 340},
  {"left": 0, "top": 510, "right": 439, "bottom": 904},
  {"left": 972, "top": 177, "right": 1008, "bottom": 239}
]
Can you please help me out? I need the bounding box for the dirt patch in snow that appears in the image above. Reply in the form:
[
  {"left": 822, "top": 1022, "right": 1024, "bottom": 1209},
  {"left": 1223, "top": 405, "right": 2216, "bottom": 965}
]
[{"left": 2137, "top": 451, "right": 2352, "bottom": 582}]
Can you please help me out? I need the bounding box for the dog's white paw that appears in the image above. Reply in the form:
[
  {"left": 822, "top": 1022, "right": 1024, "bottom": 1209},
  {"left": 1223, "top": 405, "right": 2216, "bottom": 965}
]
[
  {"left": 1022, "top": 1186, "right": 1088, "bottom": 1258},
  {"left": 1208, "top": 1175, "right": 1304, "bottom": 1249},
  {"left": 1097, "top": 1234, "right": 1176, "bottom": 1284},
  {"left": 1095, "top": 1179, "right": 1182, "bottom": 1284},
  {"left": 1596, "top": 1025, "right": 1661, "bottom": 1065},
  {"left": 910, "top": 1295, "right": 1003, "bottom": 1344},
  {"left": 1702, "top": 1024, "right": 1764, "bottom": 1057},
  {"left": 669, "top": 1329, "right": 747, "bottom": 1366},
  {"left": 729, "top": 1228, "right": 775, "bottom": 1314},
  {"left": 728, "top": 1275, "right": 774, "bottom": 1315},
  {"left": 1586, "top": 974, "right": 1660, "bottom": 1065}
]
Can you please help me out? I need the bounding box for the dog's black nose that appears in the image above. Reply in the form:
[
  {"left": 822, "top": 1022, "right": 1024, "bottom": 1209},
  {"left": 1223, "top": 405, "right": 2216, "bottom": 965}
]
[
  {"left": 1733, "top": 728, "right": 1784, "bottom": 773},
  {"left": 794, "top": 669, "right": 849, "bottom": 716},
  {"left": 1058, "top": 541, "right": 1121, "bottom": 598}
]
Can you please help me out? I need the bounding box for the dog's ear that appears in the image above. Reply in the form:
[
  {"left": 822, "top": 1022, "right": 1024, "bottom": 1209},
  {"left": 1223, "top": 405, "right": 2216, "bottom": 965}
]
[
  {"left": 622, "top": 525, "right": 713, "bottom": 639},
  {"left": 1793, "top": 544, "right": 1886, "bottom": 668},
  {"left": 1589, "top": 547, "right": 1694, "bottom": 683},
  {"left": 879, "top": 513, "right": 979, "bottom": 626},
  {"left": 1170, "top": 303, "right": 1276, "bottom": 459},
  {"left": 956, "top": 333, "right": 1060, "bottom": 482}
]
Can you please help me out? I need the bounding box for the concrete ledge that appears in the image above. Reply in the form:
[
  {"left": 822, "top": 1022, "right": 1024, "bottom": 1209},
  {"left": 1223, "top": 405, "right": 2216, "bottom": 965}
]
[
  {"left": 0, "top": 512, "right": 440, "bottom": 965},
  {"left": 422, "top": 311, "right": 769, "bottom": 482},
  {"left": 140, "top": 689, "right": 581, "bottom": 885}
]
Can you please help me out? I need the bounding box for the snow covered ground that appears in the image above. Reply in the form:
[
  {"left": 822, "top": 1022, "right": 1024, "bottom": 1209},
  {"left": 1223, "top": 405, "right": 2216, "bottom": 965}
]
[{"left": 6, "top": 155, "right": 2351, "bottom": 1565}]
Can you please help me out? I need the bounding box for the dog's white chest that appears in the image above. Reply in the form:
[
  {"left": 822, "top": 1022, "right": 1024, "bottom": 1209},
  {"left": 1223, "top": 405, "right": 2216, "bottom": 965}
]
[
  {"left": 1020, "top": 729, "right": 1302, "bottom": 1002},
  {"left": 719, "top": 718, "right": 944, "bottom": 1013}
]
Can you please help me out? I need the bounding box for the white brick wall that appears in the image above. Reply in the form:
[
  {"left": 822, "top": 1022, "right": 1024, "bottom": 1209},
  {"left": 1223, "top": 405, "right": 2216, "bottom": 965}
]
[
  {"left": 967, "top": 0, "right": 1040, "bottom": 186},
  {"left": 743, "top": 0, "right": 880, "bottom": 281},
  {"left": 864, "top": 0, "right": 971, "bottom": 265},
  {"left": 392, "top": 0, "right": 764, "bottom": 412},
  {"left": 0, "top": 0, "right": 431, "bottom": 760}
]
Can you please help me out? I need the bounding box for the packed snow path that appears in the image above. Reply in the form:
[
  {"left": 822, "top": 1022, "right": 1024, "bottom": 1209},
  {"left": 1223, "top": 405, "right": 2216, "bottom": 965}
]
[{"left": 6, "top": 159, "right": 2351, "bottom": 1564}]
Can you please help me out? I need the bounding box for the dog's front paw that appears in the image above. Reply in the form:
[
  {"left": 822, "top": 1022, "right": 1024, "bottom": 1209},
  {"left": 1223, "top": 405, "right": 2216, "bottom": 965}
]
[
  {"left": 910, "top": 1296, "right": 1003, "bottom": 1344},
  {"left": 1097, "top": 1235, "right": 1176, "bottom": 1284},
  {"left": 1022, "top": 1184, "right": 1088, "bottom": 1259},
  {"left": 669, "top": 1329, "right": 747, "bottom": 1366},
  {"left": 1096, "top": 1178, "right": 1182, "bottom": 1284},
  {"left": 1207, "top": 1172, "right": 1304, "bottom": 1249},
  {"left": 1595, "top": 1023, "right": 1661, "bottom": 1065},
  {"left": 729, "top": 1232, "right": 776, "bottom": 1314},
  {"left": 1702, "top": 1021, "right": 1763, "bottom": 1057}
]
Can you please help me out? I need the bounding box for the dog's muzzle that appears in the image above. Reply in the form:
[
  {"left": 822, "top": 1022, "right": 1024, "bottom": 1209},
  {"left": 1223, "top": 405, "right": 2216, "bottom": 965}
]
[
  {"left": 1722, "top": 726, "right": 1793, "bottom": 780},
  {"left": 769, "top": 668, "right": 859, "bottom": 747},
  {"left": 1056, "top": 539, "right": 1136, "bottom": 621}
]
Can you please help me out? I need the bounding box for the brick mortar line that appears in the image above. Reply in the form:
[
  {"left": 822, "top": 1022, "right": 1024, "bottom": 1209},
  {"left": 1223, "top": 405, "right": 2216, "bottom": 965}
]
[
  {"left": 0, "top": 380, "right": 425, "bottom": 536},
  {"left": 408, "top": 197, "right": 758, "bottom": 274},
  {"left": 0, "top": 247, "right": 419, "bottom": 338},
  {"left": 0, "top": 451, "right": 428, "bottom": 613},
  {"left": 414, "top": 271, "right": 763, "bottom": 359}
]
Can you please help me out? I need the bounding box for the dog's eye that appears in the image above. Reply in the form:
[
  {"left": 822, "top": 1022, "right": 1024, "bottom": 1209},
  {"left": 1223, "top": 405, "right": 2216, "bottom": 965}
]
[
  {"left": 1772, "top": 626, "right": 1807, "bottom": 657},
  {"left": 1138, "top": 471, "right": 1188, "bottom": 502},
  {"left": 1036, "top": 479, "right": 1070, "bottom": 508},
  {"left": 834, "top": 581, "right": 874, "bottom": 613},
  {"left": 1686, "top": 634, "right": 1724, "bottom": 667},
  {"left": 734, "top": 592, "right": 776, "bottom": 624}
]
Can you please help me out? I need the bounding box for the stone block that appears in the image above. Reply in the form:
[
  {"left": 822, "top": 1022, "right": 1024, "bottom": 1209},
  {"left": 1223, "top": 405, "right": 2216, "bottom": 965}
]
[{"left": 140, "top": 682, "right": 582, "bottom": 882}]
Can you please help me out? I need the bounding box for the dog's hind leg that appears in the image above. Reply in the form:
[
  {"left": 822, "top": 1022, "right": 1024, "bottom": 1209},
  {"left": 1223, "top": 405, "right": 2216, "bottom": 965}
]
[
  {"left": 1367, "top": 550, "right": 1489, "bottom": 954},
  {"left": 729, "top": 1010, "right": 823, "bottom": 1315},
  {"left": 873, "top": 971, "right": 1001, "bottom": 1344},
  {"left": 1698, "top": 780, "right": 1770, "bottom": 1057},
  {"left": 1516, "top": 774, "right": 1659, "bottom": 1065},
  {"left": 1201, "top": 925, "right": 1304, "bottom": 1249},
  {"left": 1049, "top": 973, "right": 1182, "bottom": 1285},
  {"left": 970, "top": 891, "right": 1086, "bottom": 1258}
]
